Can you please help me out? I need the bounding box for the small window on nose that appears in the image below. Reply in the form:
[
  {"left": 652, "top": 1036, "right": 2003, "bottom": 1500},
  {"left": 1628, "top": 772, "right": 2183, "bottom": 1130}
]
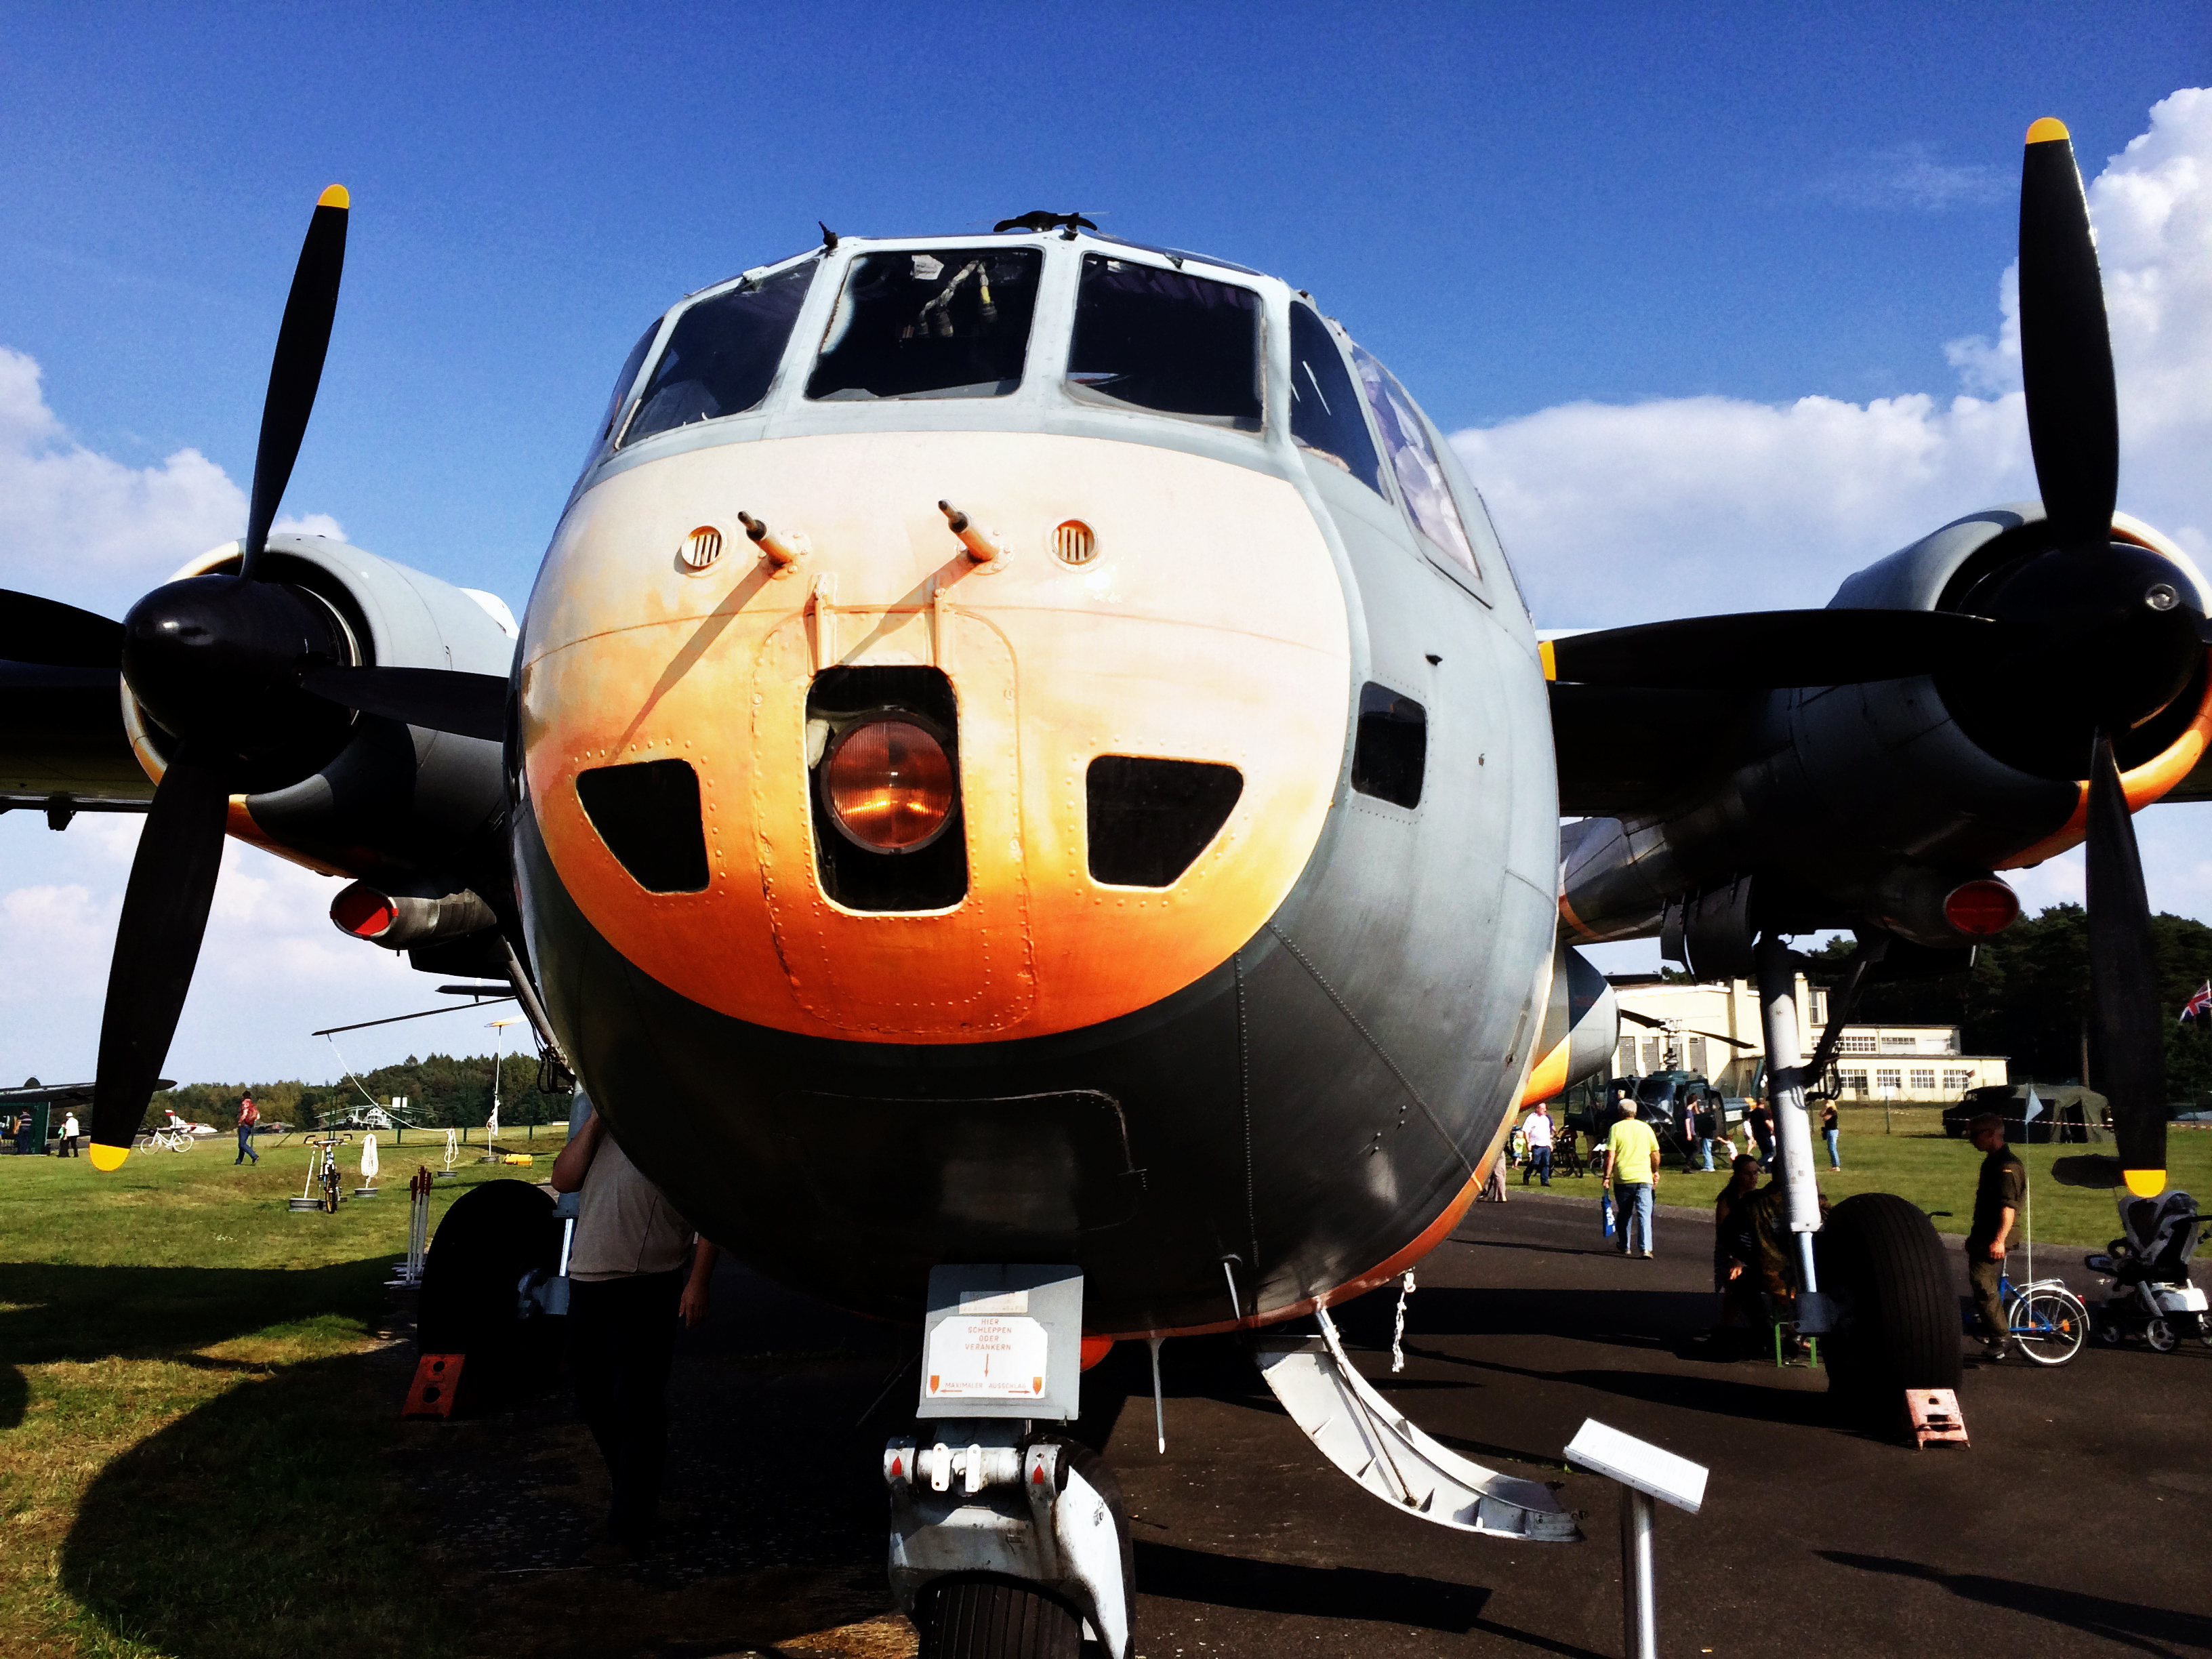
[
  {"left": 1087, "top": 756, "right": 1243, "bottom": 887},
  {"left": 1351, "top": 684, "right": 1426, "bottom": 808},
  {"left": 577, "top": 759, "right": 710, "bottom": 893}
]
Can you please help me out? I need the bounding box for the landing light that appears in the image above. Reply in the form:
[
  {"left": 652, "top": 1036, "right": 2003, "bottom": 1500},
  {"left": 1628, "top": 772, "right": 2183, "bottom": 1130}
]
[{"left": 824, "top": 716, "right": 957, "bottom": 853}]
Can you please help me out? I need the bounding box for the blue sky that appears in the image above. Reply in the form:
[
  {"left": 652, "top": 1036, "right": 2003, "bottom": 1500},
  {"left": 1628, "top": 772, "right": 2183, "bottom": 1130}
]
[{"left": 2, "top": 5, "right": 2209, "bottom": 1080}]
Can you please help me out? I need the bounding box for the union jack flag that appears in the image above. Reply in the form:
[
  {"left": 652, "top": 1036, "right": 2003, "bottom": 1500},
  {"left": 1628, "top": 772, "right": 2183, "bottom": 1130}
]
[{"left": 2182, "top": 983, "right": 2212, "bottom": 1025}]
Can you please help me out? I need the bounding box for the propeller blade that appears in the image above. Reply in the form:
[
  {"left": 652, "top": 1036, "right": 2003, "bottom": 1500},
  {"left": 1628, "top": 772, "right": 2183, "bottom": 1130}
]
[
  {"left": 2018, "top": 119, "right": 2119, "bottom": 547},
  {"left": 0, "top": 590, "right": 121, "bottom": 669},
  {"left": 87, "top": 747, "right": 230, "bottom": 1167},
  {"left": 2085, "top": 731, "right": 2165, "bottom": 1195},
  {"left": 240, "top": 185, "right": 350, "bottom": 579},
  {"left": 1541, "top": 609, "right": 2010, "bottom": 689},
  {"left": 299, "top": 665, "right": 508, "bottom": 742}
]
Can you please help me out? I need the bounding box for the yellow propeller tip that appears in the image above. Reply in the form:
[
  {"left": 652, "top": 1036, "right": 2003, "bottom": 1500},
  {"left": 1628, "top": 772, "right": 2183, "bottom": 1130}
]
[
  {"left": 2026, "top": 117, "right": 2071, "bottom": 146},
  {"left": 88, "top": 1143, "right": 130, "bottom": 1172},
  {"left": 1538, "top": 639, "right": 1557, "bottom": 682},
  {"left": 318, "top": 184, "right": 350, "bottom": 209},
  {"left": 2123, "top": 1168, "right": 2167, "bottom": 1198}
]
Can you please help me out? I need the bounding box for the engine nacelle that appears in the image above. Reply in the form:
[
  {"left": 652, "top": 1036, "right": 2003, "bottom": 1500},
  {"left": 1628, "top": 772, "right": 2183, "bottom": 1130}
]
[
  {"left": 1559, "top": 503, "right": 2212, "bottom": 951},
  {"left": 122, "top": 531, "right": 516, "bottom": 888}
]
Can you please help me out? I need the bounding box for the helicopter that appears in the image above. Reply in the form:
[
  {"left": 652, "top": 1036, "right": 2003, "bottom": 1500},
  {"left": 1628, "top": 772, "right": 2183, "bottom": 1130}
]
[{"left": 3, "top": 119, "right": 2205, "bottom": 1658}]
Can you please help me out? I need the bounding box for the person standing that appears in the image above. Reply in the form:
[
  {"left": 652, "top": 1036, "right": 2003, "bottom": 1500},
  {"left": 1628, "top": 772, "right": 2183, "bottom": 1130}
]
[
  {"left": 1822, "top": 1101, "right": 1841, "bottom": 1172},
  {"left": 1603, "top": 1099, "right": 1662, "bottom": 1258},
  {"left": 1965, "top": 1113, "right": 2024, "bottom": 1359},
  {"left": 550, "top": 1097, "right": 720, "bottom": 1553},
  {"left": 58, "top": 1109, "right": 79, "bottom": 1157},
  {"left": 234, "top": 1095, "right": 260, "bottom": 1165},
  {"left": 1521, "top": 1102, "right": 1555, "bottom": 1187},
  {"left": 1748, "top": 1098, "right": 1776, "bottom": 1172}
]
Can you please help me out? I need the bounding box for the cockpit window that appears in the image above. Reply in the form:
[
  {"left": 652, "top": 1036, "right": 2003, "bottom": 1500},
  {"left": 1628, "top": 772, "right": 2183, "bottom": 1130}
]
[
  {"left": 1288, "top": 304, "right": 1382, "bottom": 493},
  {"left": 621, "top": 264, "right": 815, "bottom": 447},
  {"left": 807, "top": 248, "right": 1041, "bottom": 401},
  {"left": 585, "top": 321, "right": 659, "bottom": 469},
  {"left": 1067, "top": 255, "right": 1261, "bottom": 429},
  {"left": 1349, "top": 345, "right": 1481, "bottom": 579}
]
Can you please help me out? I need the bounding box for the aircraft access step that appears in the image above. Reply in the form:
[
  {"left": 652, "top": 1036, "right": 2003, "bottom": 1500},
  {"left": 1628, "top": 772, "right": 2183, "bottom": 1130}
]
[{"left": 1253, "top": 1313, "right": 1578, "bottom": 1542}]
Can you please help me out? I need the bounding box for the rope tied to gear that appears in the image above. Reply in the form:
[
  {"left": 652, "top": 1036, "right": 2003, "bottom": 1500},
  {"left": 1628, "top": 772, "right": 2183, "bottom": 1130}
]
[{"left": 1391, "top": 1269, "right": 1416, "bottom": 1373}]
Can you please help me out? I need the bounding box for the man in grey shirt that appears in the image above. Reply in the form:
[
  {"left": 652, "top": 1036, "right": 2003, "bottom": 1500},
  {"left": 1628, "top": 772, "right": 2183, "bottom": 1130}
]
[{"left": 551, "top": 1098, "right": 718, "bottom": 1553}]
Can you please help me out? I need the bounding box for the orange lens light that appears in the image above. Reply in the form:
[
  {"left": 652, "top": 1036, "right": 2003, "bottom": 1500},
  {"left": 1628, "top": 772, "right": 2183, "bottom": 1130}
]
[
  {"left": 825, "top": 718, "right": 956, "bottom": 851},
  {"left": 1943, "top": 879, "right": 2020, "bottom": 937}
]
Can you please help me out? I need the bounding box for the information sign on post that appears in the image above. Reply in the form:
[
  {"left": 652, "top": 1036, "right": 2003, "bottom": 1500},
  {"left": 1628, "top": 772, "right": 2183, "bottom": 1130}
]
[{"left": 917, "top": 1265, "right": 1083, "bottom": 1422}]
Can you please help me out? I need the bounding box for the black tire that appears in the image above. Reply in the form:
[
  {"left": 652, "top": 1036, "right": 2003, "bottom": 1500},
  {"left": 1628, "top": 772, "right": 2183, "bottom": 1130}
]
[
  {"left": 417, "top": 1179, "right": 560, "bottom": 1401},
  {"left": 1817, "top": 1192, "right": 1963, "bottom": 1421},
  {"left": 917, "top": 1576, "right": 1082, "bottom": 1659}
]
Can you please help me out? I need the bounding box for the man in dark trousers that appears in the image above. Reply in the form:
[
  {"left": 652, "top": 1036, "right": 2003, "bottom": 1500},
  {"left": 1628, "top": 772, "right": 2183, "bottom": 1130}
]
[
  {"left": 234, "top": 1094, "right": 260, "bottom": 1165},
  {"left": 550, "top": 1097, "right": 718, "bottom": 1554},
  {"left": 1965, "top": 1112, "right": 2024, "bottom": 1358},
  {"left": 1747, "top": 1097, "right": 1776, "bottom": 1172}
]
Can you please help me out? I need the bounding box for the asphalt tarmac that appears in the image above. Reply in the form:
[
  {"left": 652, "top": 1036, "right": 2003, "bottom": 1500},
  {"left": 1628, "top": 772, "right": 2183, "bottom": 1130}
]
[{"left": 407, "top": 1183, "right": 2212, "bottom": 1658}]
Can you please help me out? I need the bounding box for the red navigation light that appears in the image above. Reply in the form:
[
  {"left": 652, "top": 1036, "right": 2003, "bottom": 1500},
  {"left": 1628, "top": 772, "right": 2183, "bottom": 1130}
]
[
  {"left": 1943, "top": 878, "right": 2019, "bottom": 937},
  {"left": 823, "top": 717, "right": 956, "bottom": 852},
  {"left": 330, "top": 882, "right": 397, "bottom": 939}
]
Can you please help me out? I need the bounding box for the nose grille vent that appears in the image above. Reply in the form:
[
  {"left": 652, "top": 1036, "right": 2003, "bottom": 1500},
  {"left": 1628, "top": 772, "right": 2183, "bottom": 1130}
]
[
  {"left": 1086, "top": 756, "right": 1243, "bottom": 887},
  {"left": 1053, "top": 520, "right": 1097, "bottom": 565},
  {"left": 680, "top": 525, "right": 724, "bottom": 571},
  {"left": 577, "top": 759, "right": 711, "bottom": 893}
]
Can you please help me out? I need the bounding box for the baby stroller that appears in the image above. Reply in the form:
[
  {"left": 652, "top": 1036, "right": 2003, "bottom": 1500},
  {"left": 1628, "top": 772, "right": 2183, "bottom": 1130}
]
[{"left": 2085, "top": 1190, "right": 2211, "bottom": 1352}]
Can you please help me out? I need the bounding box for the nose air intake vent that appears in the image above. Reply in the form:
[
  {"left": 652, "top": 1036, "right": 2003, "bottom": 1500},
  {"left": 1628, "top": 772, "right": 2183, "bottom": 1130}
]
[
  {"left": 1086, "top": 756, "right": 1243, "bottom": 887},
  {"left": 577, "top": 759, "right": 711, "bottom": 893},
  {"left": 1351, "top": 682, "right": 1427, "bottom": 808}
]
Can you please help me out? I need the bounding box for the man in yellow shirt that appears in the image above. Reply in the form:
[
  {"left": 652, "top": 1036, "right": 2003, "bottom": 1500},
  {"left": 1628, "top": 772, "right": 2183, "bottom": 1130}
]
[{"left": 1603, "top": 1099, "right": 1662, "bottom": 1259}]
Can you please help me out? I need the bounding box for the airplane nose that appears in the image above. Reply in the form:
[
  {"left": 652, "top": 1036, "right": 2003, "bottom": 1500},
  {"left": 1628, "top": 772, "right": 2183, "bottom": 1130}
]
[{"left": 520, "top": 431, "right": 1351, "bottom": 1044}]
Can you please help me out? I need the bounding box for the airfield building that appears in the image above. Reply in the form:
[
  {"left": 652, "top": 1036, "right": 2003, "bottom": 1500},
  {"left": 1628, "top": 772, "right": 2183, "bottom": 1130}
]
[{"left": 1610, "top": 975, "right": 2009, "bottom": 1103}]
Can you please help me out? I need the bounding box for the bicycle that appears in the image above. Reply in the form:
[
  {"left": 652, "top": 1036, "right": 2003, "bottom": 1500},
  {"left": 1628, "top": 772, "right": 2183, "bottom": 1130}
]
[
  {"left": 1995, "top": 1271, "right": 2089, "bottom": 1366},
  {"left": 304, "top": 1134, "right": 349, "bottom": 1213}
]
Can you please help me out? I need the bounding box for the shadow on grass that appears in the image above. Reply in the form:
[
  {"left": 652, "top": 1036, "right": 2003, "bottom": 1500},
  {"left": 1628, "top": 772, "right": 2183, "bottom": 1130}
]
[
  {"left": 60, "top": 1349, "right": 455, "bottom": 1659},
  {"left": 0, "top": 1258, "right": 394, "bottom": 1366}
]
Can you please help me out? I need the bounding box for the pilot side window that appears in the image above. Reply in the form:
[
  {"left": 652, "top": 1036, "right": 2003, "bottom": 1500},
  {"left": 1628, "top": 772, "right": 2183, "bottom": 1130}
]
[
  {"left": 583, "top": 321, "right": 659, "bottom": 469},
  {"left": 1067, "top": 256, "right": 1261, "bottom": 429},
  {"left": 808, "top": 248, "right": 1042, "bottom": 401},
  {"left": 1288, "top": 303, "right": 1382, "bottom": 493},
  {"left": 1349, "top": 345, "right": 1481, "bottom": 581},
  {"left": 621, "top": 263, "right": 816, "bottom": 447}
]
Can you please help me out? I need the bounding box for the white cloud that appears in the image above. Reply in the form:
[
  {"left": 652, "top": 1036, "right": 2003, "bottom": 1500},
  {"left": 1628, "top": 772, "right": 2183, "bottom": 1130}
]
[
  {"left": 0, "top": 815, "right": 480, "bottom": 1087},
  {"left": 1820, "top": 143, "right": 2009, "bottom": 211},
  {"left": 0, "top": 349, "right": 347, "bottom": 619},
  {"left": 1458, "top": 87, "right": 2212, "bottom": 630},
  {"left": 1456, "top": 88, "right": 2212, "bottom": 926}
]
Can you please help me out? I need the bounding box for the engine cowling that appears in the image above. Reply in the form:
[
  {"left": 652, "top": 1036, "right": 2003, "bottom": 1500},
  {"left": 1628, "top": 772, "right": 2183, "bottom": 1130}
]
[
  {"left": 121, "top": 531, "right": 516, "bottom": 889},
  {"left": 1521, "top": 943, "right": 1617, "bottom": 1105},
  {"left": 1557, "top": 503, "right": 2212, "bottom": 951}
]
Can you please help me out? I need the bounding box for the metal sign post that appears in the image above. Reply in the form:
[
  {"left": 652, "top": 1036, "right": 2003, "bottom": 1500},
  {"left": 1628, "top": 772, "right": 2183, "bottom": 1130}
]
[{"left": 1565, "top": 1418, "right": 1708, "bottom": 1659}]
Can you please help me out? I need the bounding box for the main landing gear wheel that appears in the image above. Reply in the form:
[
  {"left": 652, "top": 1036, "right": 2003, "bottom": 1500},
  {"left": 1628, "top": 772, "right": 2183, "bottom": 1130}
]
[
  {"left": 1816, "top": 1192, "right": 1962, "bottom": 1423},
  {"left": 416, "top": 1179, "right": 560, "bottom": 1401},
  {"left": 916, "top": 1576, "right": 1083, "bottom": 1659}
]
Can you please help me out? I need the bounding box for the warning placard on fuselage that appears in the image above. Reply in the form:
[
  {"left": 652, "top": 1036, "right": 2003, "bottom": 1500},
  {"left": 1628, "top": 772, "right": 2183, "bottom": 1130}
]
[{"left": 918, "top": 1266, "right": 1083, "bottom": 1420}]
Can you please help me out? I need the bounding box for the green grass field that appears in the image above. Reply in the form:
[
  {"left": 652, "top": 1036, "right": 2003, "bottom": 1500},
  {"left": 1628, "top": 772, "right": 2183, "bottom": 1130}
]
[
  {"left": 1549, "top": 1104, "right": 2212, "bottom": 1250},
  {"left": 5, "top": 1109, "right": 2207, "bottom": 1656},
  {"left": 0, "top": 1126, "right": 568, "bottom": 1659}
]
